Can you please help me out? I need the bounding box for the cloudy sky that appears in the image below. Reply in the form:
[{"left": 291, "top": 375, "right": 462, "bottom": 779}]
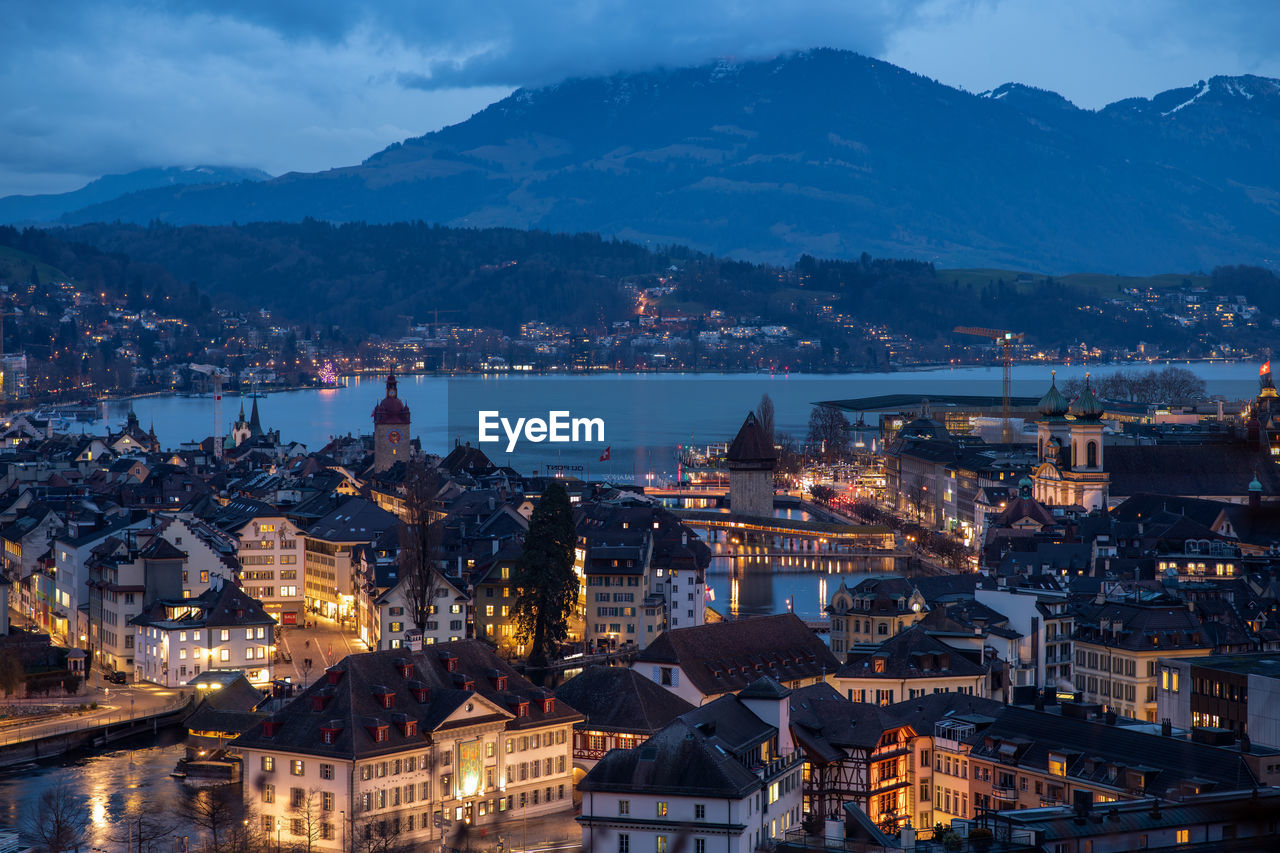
[{"left": 3, "top": 0, "right": 1277, "bottom": 197}]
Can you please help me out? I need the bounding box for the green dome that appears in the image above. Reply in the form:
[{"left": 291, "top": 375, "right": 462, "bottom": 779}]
[
  {"left": 1070, "top": 377, "right": 1106, "bottom": 420},
  {"left": 1249, "top": 476, "right": 1263, "bottom": 493},
  {"left": 1037, "top": 373, "right": 1070, "bottom": 417}
]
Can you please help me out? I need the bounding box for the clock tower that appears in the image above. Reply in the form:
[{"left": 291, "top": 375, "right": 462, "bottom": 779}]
[{"left": 372, "top": 372, "right": 411, "bottom": 472}]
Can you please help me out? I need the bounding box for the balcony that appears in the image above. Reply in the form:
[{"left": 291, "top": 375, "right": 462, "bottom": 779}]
[{"left": 990, "top": 784, "right": 1018, "bottom": 801}]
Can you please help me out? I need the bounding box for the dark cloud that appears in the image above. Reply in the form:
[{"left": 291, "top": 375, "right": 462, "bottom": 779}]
[{"left": 1, "top": 1, "right": 1277, "bottom": 196}]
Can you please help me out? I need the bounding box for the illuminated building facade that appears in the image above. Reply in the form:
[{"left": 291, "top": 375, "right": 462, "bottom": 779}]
[{"left": 234, "top": 641, "right": 582, "bottom": 850}]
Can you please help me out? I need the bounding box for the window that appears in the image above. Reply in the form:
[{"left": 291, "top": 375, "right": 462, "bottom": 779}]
[
  {"left": 263, "top": 784, "right": 275, "bottom": 803},
  {"left": 619, "top": 835, "right": 630, "bottom": 853},
  {"left": 262, "top": 756, "right": 275, "bottom": 772},
  {"left": 695, "top": 841, "right": 705, "bottom": 853},
  {"left": 321, "top": 763, "right": 334, "bottom": 780},
  {"left": 323, "top": 792, "right": 335, "bottom": 811},
  {"left": 694, "top": 804, "right": 705, "bottom": 820},
  {"left": 656, "top": 801, "right": 668, "bottom": 817},
  {"left": 1176, "top": 829, "right": 1189, "bottom": 844},
  {"left": 656, "top": 837, "right": 668, "bottom": 853},
  {"left": 618, "top": 800, "right": 630, "bottom": 816},
  {"left": 291, "top": 788, "right": 306, "bottom": 808},
  {"left": 290, "top": 760, "right": 305, "bottom": 776}
]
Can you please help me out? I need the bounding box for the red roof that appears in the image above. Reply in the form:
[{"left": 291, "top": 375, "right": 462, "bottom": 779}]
[{"left": 372, "top": 373, "right": 411, "bottom": 425}]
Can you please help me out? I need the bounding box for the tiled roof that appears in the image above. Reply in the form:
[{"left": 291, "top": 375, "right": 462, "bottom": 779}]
[
  {"left": 232, "top": 641, "right": 582, "bottom": 760},
  {"left": 636, "top": 613, "right": 838, "bottom": 696},
  {"left": 578, "top": 717, "right": 761, "bottom": 798},
  {"left": 554, "top": 666, "right": 695, "bottom": 735},
  {"left": 965, "top": 705, "right": 1257, "bottom": 799},
  {"left": 837, "top": 624, "right": 988, "bottom": 680}
]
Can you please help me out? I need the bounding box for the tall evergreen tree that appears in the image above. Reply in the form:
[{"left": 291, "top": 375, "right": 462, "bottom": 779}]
[{"left": 513, "top": 481, "right": 578, "bottom": 672}]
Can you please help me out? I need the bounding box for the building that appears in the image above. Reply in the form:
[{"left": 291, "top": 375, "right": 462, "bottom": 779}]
[
  {"left": 554, "top": 665, "right": 696, "bottom": 778},
  {"left": 961, "top": 703, "right": 1259, "bottom": 816},
  {"left": 303, "top": 497, "right": 399, "bottom": 621},
  {"left": 49, "top": 513, "right": 152, "bottom": 646},
  {"left": 1072, "top": 597, "right": 1218, "bottom": 722},
  {"left": 233, "top": 640, "right": 583, "bottom": 850},
  {"left": 218, "top": 500, "right": 307, "bottom": 626},
  {"left": 578, "top": 500, "right": 712, "bottom": 651},
  {"left": 633, "top": 613, "right": 839, "bottom": 706},
  {"left": 132, "top": 578, "right": 277, "bottom": 687},
  {"left": 578, "top": 678, "right": 804, "bottom": 853},
  {"left": 471, "top": 546, "right": 522, "bottom": 655},
  {"left": 832, "top": 625, "right": 989, "bottom": 706},
  {"left": 372, "top": 571, "right": 470, "bottom": 650},
  {"left": 1031, "top": 374, "right": 1110, "bottom": 511},
  {"left": 87, "top": 528, "right": 225, "bottom": 678},
  {"left": 788, "top": 682, "right": 919, "bottom": 830},
  {"left": 975, "top": 586, "right": 1074, "bottom": 692},
  {"left": 826, "top": 577, "right": 928, "bottom": 657},
  {"left": 1156, "top": 652, "right": 1280, "bottom": 745},
  {"left": 727, "top": 412, "right": 776, "bottom": 519},
  {"left": 372, "top": 372, "right": 411, "bottom": 473},
  {"left": 949, "top": 788, "right": 1280, "bottom": 853}
]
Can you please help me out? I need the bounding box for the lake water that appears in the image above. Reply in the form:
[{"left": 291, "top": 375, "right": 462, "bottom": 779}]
[{"left": 66, "top": 362, "right": 1265, "bottom": 485}]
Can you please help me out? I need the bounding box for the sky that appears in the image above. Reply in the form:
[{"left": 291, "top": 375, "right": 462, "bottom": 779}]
[{"left": 2, "top": 0, "right": 1278, "bottom": 197}]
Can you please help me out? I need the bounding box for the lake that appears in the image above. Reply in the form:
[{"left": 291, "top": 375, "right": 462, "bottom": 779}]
[{"left": 66, "top": 362, "right": 1265, "bottom": 485}]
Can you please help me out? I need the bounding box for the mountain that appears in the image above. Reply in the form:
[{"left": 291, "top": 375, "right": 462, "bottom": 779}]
[
  {"left": 0, "top": 166, "right": 272, "bottom": 225},
  {"left": 38, "top": 51, "right": 1280, "bottom": 273}
]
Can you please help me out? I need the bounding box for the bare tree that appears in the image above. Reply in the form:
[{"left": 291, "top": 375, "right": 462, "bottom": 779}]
[
  {"left": 109, "top": 801, "right": 178, "bottom": 853},
  {"left": 351, "top": 818, "right": 407, "bottom": 853},
  {"left": 288, "top": 789, "right": 326, "bottom": 853},
  {"left": 903, "top": 476, "right": 929, "bottom": 523},
  {"left": 398, "top": 459, "right": 444, "bottom": 635},
  {"left": 754, "top": 394, "right": 775, "bottom": 448},
  {"left": 806, "top": 406, "right": 850, "bottom": 464},
  {"left": 178, "top": 786, "right": 239, "bottom": 852},
  {"left": 22, "top": 781, "right": 89, "bottom": 853}
]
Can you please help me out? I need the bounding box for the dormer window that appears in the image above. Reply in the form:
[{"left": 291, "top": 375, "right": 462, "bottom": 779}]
[
  {"left": 326, "top": 667, "right": 344, "bottom": 686},
  {"left": 263, "top": 720, "right": 282, "bottom": 737},
  {"left": 542, "top": 697, "right": 555, "bottom": 714},
  {"left": 517, "top": 701, "right": 530, "bottom": 717},
  {"left": 495, "top": 675, "right": 508, "bottom": 691},
  {"left": 320, "top": 721, "right": 343, "bottom": 744},
  {"left": 394, "top": 658, "right": 414, "bottom": 679}
]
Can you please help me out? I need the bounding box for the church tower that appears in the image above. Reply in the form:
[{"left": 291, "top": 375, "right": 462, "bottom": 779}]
[
  {"left": 372, "top": 372, "right": 411, "bottom": 472},
  {"left": 1032, "top": 373, "right": 1110, "bottom": 511}
]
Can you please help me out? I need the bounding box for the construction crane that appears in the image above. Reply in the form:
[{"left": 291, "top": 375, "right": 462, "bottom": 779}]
[
  {"left": 954, "top": 326, "right": 1026, "bottom": 443},
  {"left": 189, "top": 364, "right": 231, "bottom": 457}
]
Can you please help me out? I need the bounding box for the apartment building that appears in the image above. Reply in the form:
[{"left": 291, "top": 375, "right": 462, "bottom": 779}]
[{"left": 132, "top": 578, "right": 276, "bottom": 686}]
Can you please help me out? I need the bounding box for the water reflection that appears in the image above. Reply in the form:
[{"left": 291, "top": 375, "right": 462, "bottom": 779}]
[
  {"left": 0, "top": 730, "right": 203, "bottom": 850},
  {"left": 706, "top": 553, "right": 896, "bottom": 621}
]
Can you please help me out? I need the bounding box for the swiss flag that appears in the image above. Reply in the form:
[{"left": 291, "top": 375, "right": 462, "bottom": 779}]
[
  {"left": 599, "top": 446, "right": 611, "bottom": 462},
  {"left": 1262, "top": 361, "right": 1272, "bottom": 376}
]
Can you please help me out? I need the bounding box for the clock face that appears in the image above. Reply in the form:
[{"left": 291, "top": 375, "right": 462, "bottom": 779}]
[{"left": 387, "top": 430, "right": 402, "bottom": 445}]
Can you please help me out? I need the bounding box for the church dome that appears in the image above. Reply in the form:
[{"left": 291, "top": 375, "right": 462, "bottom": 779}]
[
  {"left": 372, "top": 373, "right": 411, "bottom": 425},
  {"left": 1037, "top": 372, "right": 1070, "bottom": 417},
  {"left": 1070, "top": 376, "right": 1105, "bottom": 421}
]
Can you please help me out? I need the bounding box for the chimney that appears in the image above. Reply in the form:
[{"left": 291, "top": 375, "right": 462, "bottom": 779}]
[
  {"left": 405, "top": 631, "right": 423, "bottom": 652},
  {"left": 1161, "top": 719, "right": 1172, "bottom": 737},
  {"left": 1073, "top": 790, "right": 1093, "bottom": 823}
]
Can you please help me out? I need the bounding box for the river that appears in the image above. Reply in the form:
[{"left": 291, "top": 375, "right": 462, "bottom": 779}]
[{"left": 0, "top": 729, "right": 204, "bottom": 851}]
